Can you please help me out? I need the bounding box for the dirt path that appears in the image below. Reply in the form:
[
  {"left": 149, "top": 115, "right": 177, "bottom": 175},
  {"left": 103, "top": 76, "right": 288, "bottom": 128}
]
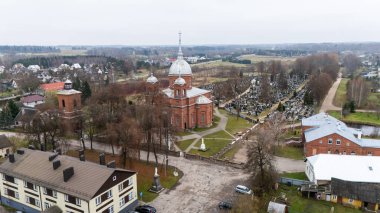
[{"left": 320, "top": 76, "right": 342, "bottom": 113}]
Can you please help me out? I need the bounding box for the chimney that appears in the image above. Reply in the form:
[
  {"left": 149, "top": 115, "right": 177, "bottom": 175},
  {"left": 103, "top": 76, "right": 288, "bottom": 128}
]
[
  {"left": 53, "top": 160, "right": 61, "bottom": 170},
  {"left": 79, "top": 154, "right": 85, "bottom": 161},
  {"left": 40, "top": 144, "right": 45, "bottom": 151},
  {"left": 63, "top": 167, "right": 74, "bottom": 182},
  {"left": 16, "top": 149, "right": 25, "bottom": 155},
  {"left": 107, "top": 160, "right": 116, "bottom": 168},
  {"left": 28, "top": 145, "right": 35, "bottom": 150},
  {"left": 9, "top": 154, "right": 15, "bottom": 163},
  {"left": 99, "top": 153, "right": 106, "bottom": 165},
  {"left": 49, "top": 153, "right": 59, "bottom": 161}
]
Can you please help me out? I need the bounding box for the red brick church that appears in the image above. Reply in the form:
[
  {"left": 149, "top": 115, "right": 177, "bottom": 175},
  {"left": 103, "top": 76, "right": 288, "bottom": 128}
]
[{"left": 146, "top": 33, "right": 213, "bottom": 130}]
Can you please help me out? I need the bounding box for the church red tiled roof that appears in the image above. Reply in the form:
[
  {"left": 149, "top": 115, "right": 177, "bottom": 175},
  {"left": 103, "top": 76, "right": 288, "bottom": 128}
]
[{"left": 40, "top": 82, "right": 64, "bottom": 91}]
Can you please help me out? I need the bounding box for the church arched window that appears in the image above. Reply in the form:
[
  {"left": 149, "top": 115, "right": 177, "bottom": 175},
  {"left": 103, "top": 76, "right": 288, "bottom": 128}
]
[{"left": 62, "top": 100, "right": 65, "bottom": 108}]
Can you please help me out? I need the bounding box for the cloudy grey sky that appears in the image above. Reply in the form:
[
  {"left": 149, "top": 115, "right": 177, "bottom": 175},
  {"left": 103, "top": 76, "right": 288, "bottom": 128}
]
[{"left": 1, "top": 0, "right": 379, "bottom": 45}]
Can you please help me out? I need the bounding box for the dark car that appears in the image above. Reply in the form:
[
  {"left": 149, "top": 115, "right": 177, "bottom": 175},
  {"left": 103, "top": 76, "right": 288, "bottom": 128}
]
[
  {"left": 218, "top": 201, "right": 232, "bottom": 209},
  {"left": 135, "top": 205, "right": 157, "bottom": 213}
]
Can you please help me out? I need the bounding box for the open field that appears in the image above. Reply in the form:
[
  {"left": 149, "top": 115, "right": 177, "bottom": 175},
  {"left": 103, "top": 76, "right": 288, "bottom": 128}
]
[
  {"left": 175, "top": 139, "right": 194, "bottom": 151},
  {"left": 220, "top": 110, "right": 253, "bottom": 135},
  {"left": 239, "top": 54, "right": 297, "bottom": 63},
  {"left": 281, "top": 172, "right": 308, "bottom": 180},
  {"left": 328, "top": 110, "right": 380, "bottom": 126},
  {"left": 333, "top": 78, "right": 349, "bottom": 107},
  {"left": 275, "top": 146, "right": 304, "bottom": 160},
  {"left": 66, "top": 149, "right": 181, "bottom": 202},
  {"left": 191, "top": 59, "right": 250, "bottom": 69},
  {"left": 189, "top": 138, "right": 232, "bottom": 157}
]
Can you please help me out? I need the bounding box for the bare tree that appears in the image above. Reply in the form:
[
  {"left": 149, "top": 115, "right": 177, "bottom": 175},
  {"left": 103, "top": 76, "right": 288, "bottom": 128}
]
[{"left": 246, "top": 128, "right": 277, "bottom": 196}]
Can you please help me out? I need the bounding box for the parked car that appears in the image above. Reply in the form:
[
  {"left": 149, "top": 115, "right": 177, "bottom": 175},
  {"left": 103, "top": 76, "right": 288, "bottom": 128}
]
[
  {"left": 235, "top": 185, "right": 252, "bottom": 195},
  {"left": 218, "top": 201, "right": 233, "bottom": 209},
  {"left": 135, "top": 205, "right": 157, "bottom": 213}
]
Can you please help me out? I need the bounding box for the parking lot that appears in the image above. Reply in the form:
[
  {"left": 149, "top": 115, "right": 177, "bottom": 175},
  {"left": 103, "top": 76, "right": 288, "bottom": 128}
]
[{"left": 149, "top": 156, "right": 250, "bottom": 213}]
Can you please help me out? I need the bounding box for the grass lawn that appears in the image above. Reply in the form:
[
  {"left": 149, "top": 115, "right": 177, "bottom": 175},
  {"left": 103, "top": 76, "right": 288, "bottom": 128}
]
[
  {"left": 333, "top": 78, "right": 348, "bottom": 107},
  {"left": 66, "top": 149, "right": 182, "bottom": 202},
  {"left": 281, "top": 172, "right": 308, "bottom": 180},
  {"left": 275, "top": 146, "right": 304, "bottom": 160},
  {"left": 175, "top": 139, "right": 194, "bottom": 151},
  {"left": 174, "top": 131, "right": 193, "bottom": 137},
  {"left": 328, "top": 110, "right": 380, "bottom": 126},
  {"left": 219, "top": 143, "right": 242, "bottom": 160},
  {"left": 204, "top": 130, "right": 233, "bottom": 139},
  {"left": 278, "top": 185, "right": 361, "bottom": 213},
  {"left": 189, "top": 138, "right": 232, "bottom": 157},
  {"left": 193, "top": 115, "right": 221, "bottom": 132},
  {"left": 220, "top": 110, "right": 252, "bottom": 135}
]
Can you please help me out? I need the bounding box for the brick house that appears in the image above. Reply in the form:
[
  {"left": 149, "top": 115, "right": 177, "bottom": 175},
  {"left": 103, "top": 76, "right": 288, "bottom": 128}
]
[
  {"left": 302, "top": 113, "right": 380, "bottom": 157},
  {"left": 146, "top": 33, "right": 213, "bottom": 130}
]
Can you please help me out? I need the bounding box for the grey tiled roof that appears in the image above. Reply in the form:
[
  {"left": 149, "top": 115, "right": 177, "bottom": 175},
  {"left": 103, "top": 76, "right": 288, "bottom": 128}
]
[
  {"left": 303, "top": 112, "right": 380, "bottom": 148},
  {"left": 0, "top": 148, "right": 135, "bottom": 200}
]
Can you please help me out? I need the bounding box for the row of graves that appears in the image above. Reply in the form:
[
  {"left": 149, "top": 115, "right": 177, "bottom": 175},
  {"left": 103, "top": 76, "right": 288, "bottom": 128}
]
[
  {"left": 281, "top": 88, "right": 314, "bottom": 122},
  {"left": 224, "top": 76, "right": 305, "bottom": 119}
]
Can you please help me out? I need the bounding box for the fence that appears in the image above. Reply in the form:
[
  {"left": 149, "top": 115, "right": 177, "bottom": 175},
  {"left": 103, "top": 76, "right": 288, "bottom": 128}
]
[{"left": 279, "top": 177, "right": 310, "bottom": 186}]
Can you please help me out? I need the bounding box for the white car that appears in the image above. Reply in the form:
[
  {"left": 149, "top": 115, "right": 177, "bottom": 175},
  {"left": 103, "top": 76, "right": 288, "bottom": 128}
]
[{"left": 235, "top": 185, "right": 252, "bottom": 195}]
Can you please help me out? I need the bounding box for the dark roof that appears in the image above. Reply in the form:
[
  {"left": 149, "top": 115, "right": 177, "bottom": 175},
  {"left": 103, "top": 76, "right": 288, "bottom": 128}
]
[
  {"left": 0, "top": 135, "right": 12, "bottom": 149},
  {"left": 15, "top": 107, "right": 38, "bottom": 123},
  {"left": 21, "top": 95, "right": 44, "bottom": 103},
  {"left": 0, "top": 148, "right": 136, "bottom": 200},
  {"left": 331, "top": 178, "right": 380, "bottom": 203}
]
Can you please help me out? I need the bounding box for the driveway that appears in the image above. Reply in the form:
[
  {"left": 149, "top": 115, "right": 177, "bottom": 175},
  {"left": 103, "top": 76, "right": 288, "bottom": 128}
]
[{"left": 320, "top": 76, "right": 342, "bottom": 113}]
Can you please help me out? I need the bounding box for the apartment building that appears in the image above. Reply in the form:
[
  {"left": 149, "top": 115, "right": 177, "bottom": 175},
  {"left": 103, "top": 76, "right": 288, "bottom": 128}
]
[{"left": 0, "top": 148, "right": 138, "bottom": 213}]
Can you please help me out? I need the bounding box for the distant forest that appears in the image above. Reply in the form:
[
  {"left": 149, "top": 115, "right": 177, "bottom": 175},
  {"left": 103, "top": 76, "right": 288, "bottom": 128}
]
[{"left": 0, "top": 46, "right": 60, "bottom": 54}]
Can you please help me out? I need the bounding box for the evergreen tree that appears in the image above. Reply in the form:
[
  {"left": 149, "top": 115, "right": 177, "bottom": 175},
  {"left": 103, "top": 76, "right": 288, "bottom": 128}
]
[
  {"left": 8, "top": 100, "right": 20, "bottom": 119},
  {"left": 81, "top": 81, "right": 92, "bottom": 102},
  {"left": 72, "top": 77, "right": 81, "bottom": 90}
]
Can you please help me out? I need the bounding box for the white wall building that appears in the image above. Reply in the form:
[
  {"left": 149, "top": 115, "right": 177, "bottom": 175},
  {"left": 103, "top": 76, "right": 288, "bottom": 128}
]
[{"left": 0, "top": 149, "right": 138, "bottom": 213}]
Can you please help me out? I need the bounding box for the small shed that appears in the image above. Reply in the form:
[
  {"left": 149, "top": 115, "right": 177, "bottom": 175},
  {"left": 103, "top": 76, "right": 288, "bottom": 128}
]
[
  {"left": 267, "top": 201, "right": 288, "bottom": 213},
  {"left": 0, "top": 135, "right": 12, "bottom": 158}
]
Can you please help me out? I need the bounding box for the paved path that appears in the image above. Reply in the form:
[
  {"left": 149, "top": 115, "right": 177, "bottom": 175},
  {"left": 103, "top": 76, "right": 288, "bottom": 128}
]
[{"left": 183, "top": 108, "right": 233, "bottom": 152}]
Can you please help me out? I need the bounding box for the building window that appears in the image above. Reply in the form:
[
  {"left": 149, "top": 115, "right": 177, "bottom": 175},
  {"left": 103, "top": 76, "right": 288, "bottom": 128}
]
[
  {"left": 346, "top": 142, "right": 350, "bottom": 146},
  {"left": 44, "top": 187, "right": 57, "bottom": 198},
  {"left": 118, "top": 183, "right": 123, "bottom": 192},
  {"left": 62, "top": 100, "right": 65, "bottom": 108},
  {"left": 351, "top": 151, "right": 356, "bottom": 155},
  {"left": 75, "top": 198, "right": 81, "bottom": 206},
  {"left": 201, "top": 113, "right": 205, "bottom": 123},
  {"left": 332, "top": 195, "right": 337, "bottom": 199},
  {"left": 343, "top": 151, "right": 346, "bottom": 155},
  {"left": 119, "top": 197, "right": 125, "bottom": 207},
  {"left": 327, "top": 150, "right": 331, "bottom": 154},
  {"left": 107, "top": 190, "right": 113, "bottom": 199},
  {"left": 348, "top": 198, "right": 354, "bottom": 203},
  {"left": 128, "top": 192, "right": 133, "bottom": 200},
  {"left": 328, "top": 138, "right": 333, "bottom": 144},
  {"left": 129, "top": 177, "right": 133, "bottom": 186},
  {"left": 108, "top": 206, "right": 114, "bottom": 213},
  {"left": 319, "top": 140, "right": 322, "bottom": 144},
  {"left": 64, "top": 194, "right": 68, "bottom": 202},
  {"left": 336, "top": 139, "right": 341, "bottom": 145},
  {"left": 368, "top": 151, "right": 372, "bottom": 156},
  {"left": 95, "top": 196, "right": 102, "bottom": 206},
  {"left": 45, "top": 202, "right": 51, "bottom": 210},
  {"left": 112, "top": 176, "right": 117, "bottom": 181},
  {"left": 4, "top": 174, "right": 17, "bottom": 184}
]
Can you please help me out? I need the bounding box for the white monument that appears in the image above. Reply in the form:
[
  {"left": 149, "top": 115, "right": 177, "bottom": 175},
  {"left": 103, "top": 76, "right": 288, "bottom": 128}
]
[{"left": 200, "top": 138, "right": 206, "bottom": 151}]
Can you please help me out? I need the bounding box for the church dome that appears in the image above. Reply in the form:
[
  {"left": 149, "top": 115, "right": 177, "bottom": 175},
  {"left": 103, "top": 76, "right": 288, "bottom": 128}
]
[
  {"left": 169, "top": 59, "right": 192, "bottom": 76},
  {"left": 169, "top": 32, "right": 192, "bottom": 76},
  {"left": 174, "top": 77, "right": 186, "bottom": 86},
  {"left": 146, "top": 73, "right": 158, "bottom": 84}
]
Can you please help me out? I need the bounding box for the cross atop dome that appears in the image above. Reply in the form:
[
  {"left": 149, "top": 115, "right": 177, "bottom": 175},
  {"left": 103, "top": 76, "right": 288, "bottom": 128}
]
[{"left": 178, "top": 31, "right": 183, "bottom": 60}]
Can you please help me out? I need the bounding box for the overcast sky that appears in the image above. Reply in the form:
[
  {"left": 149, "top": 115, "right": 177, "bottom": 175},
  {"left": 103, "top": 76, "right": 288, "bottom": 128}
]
[{"left": 1, "top": 0, "right": 380, "bottom": 46}]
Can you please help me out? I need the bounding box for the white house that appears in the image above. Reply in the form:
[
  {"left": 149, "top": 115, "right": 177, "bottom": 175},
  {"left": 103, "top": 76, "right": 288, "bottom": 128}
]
[
  {"left": 305, "top": 154, "right": 380, "bottom": 185},
  {"left": 0, "top": 149, "right": 138, "bottom": 213}
]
